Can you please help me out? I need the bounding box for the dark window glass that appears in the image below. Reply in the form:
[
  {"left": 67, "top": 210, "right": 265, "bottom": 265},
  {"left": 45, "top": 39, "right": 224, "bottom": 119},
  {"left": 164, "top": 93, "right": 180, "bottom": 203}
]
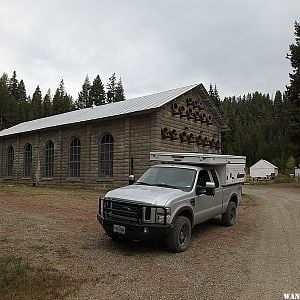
[
  {"left": 210, "top": 169, "right": 220, "bottom": 188},
  {"left": 99, "top": 134, "right": 114, "bottom": 177},
  {"left": 137, "top": 166, "right": 196, "bottom": 192},
  {"left": 45, "top": 140, "right": 54, "bottom": 177},
  {"left": 6, "top": 145, "right": 14, "bottom": 177},
  {"left": 24, "top": 143, "right": 32, "bottom": 177},
  {"left": 69, "top": 138, "right": 80, "bottom": 177},
  {"left": 197, "top": 170, "right": 211, "bottom": 187}
]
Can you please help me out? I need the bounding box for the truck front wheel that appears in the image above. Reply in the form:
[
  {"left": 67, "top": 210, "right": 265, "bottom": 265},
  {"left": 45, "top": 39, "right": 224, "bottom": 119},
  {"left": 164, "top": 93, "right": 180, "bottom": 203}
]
[
  {"left": 221, "top": 201, "right": 236, "bottom": 226},
  {"left": 166, "top": 216, "right": 191, "bottom": 252}
]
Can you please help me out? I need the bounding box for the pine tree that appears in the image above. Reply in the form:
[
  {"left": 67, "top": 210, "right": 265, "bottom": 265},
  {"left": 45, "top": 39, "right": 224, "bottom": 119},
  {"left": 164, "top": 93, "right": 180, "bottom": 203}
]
[
  {"left": 52, "top": 80, "right": 73, "bottom": 114},
  {"left": 17, "top": 79, "right": 28, "bottom": 123},
  {"left": 209, "top": 84, "right": 214, "bottom": 100},
  {"left": 115, "top": 77, "right": 125, "bottom": 102},
  {"left": 106, "top": 73, "right": 116, "bottom": 103},
  {"left": 8, "top": 71, "right": 19, "bottom": 100},
  {"left": 3, "top": 72, "right": 19, "bottom": 127},
  {"left": 209, "top": 83, "right": 221, "bottom": 108},
  {"left": 31, "top": 85, "right": 43, "bottom": 119},
  {"left": 63, "top": 94, "right": 74, "bottom": 112},
  {"left": 0, "top": 73, "right": 10, "bottom": 129},
  {"left": 52, "top": 88, "right": 62, "bottom": 115},
  {"left": 90, "top": 75, "right": 106, "bottom": 106},
  {"left": 213, "top": 85, "right": 221, "bottom": 108},
  {"left": 76, "top": 75, "right": 91, "bottom": 109},
  {"left": 286, "top": 155, "right": 296, "bottom": 173},
  {"left": 27, "top": 96, "right": 33, "bottom": 121},
  {"left": 42, "top": 89, "right": 52, "bottom": 117},
  {"left": 272, "top": 90, "right": 288, "bottom": 168},
  {"left": 18, "top": 80, "right": 27, "bottom": 102},
  {"left": 286, "top": 20, "right": 300, "bottom": 165},
  {"left": 274, "top": 91, "right": 282, "bottom": 107}
]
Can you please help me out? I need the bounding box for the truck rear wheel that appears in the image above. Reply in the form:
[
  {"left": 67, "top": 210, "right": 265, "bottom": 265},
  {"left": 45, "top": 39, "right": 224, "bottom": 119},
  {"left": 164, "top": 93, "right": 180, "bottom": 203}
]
[
  {"left": 166, "top": 216, "right": 191, "bottom": 252},
  {"left": 221, "top": 201, "right": 236, "bottom": 226}
]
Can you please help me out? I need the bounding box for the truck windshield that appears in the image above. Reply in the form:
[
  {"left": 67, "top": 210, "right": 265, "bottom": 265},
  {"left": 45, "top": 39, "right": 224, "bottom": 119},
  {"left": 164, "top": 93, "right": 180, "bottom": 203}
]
[{"left": 136, "top": 166, "right": 196, "bottom": 192}]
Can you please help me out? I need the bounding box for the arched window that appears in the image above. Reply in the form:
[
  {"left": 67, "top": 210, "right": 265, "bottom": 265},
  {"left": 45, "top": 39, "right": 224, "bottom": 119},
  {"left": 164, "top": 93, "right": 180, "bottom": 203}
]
[
  {"left": 6, "top": 145, "right": 14, "bottom": 177},
  {"left": 44, "top": 140, "right": 54, "bottom": 177},
  {"left": 24, "top": 143, "right": 32, "bottom": 177},
  {"left": 69, "top": 138, "right": 80, "bottom": 177},
  {"left": 99, "top": 133, "right": 114, "bottom": 177}
]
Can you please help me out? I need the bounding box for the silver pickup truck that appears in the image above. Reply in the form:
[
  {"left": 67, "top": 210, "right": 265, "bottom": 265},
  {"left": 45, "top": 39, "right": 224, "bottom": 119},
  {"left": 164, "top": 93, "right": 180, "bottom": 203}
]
[{"left": 97, "top": 152, "right": 246, "bottom": 252}]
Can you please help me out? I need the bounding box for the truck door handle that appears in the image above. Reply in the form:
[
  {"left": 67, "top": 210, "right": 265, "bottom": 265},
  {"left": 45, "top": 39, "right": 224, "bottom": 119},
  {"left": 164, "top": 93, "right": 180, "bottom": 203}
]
[{"left": 190, "top": 198, "right": 195, "bottom": 206}]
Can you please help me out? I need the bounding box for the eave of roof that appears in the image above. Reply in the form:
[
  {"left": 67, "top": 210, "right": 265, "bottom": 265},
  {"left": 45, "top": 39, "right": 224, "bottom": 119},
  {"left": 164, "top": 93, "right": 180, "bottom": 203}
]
[{"left": 250, "top": 159, "right": 278, "bottom": 169}]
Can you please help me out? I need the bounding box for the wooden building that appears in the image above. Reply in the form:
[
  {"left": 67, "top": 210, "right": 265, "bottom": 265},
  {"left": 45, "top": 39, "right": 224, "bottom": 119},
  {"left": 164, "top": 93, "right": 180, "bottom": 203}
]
[
  {"left": 0, "top": 84, "right": 224, "bottom": 189},
  {"left": 250, "top": 159, "right": 279, "bottom": 179}
]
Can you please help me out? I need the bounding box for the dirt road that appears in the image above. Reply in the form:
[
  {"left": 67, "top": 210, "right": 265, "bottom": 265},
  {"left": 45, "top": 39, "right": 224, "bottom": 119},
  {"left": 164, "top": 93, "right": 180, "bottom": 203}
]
[
  {"left": 0, "top": 184, "right": 299, "bottom": 299},
  {"left": 236, "top": 184, "right": 300, "bottom": 299}
]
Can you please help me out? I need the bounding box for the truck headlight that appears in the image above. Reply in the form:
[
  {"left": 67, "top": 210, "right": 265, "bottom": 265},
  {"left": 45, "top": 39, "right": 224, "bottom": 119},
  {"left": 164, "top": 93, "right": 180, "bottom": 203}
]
[
  {"left": 99, "top": 197, "right": 104, "bottom": 215},
  {"left": 156, "top": 207, "right": 171, "bottom": 224}
]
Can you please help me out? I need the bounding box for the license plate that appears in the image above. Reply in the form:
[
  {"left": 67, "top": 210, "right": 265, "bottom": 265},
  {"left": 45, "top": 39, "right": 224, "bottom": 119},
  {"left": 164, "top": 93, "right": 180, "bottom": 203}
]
[{"left": 113, "top": 224, "right": 125, "bottom": 234}]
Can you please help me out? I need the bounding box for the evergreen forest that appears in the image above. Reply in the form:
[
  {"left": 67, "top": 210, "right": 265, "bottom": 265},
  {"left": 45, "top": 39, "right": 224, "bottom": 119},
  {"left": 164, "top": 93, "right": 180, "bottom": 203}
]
[
  {"left": 0, "top": 72, "right": 125, "bottom": 129},
  {"left": 0, "top": 21, "right": 299, "bottom": 171}
]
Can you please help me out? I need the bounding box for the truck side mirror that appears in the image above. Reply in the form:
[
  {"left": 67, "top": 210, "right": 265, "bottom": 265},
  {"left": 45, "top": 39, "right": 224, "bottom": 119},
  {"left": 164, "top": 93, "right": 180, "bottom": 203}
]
[
  {"left": 128, "top": 174, "right": 135, "bottom": 185},
  {"left": 205, "top": 182, "right": 215, "bottom": 196},
  {"left": 196, "top": 182, "right": 215, "bottom": 195}
]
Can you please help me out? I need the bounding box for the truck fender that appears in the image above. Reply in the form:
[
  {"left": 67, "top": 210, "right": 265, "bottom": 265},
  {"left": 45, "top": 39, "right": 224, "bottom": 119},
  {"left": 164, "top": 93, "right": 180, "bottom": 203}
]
[
  {"left": 223, "top": 193, "right": 238, "bottom": 213},
  {"left": 170, "top": 206, "right": 194, "bottom": 227}
]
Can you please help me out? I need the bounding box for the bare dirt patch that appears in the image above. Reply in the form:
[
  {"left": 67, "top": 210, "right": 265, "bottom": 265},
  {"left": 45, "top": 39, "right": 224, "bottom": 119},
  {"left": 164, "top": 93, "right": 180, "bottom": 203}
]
[{"left": 0, "top": 184, "right": 299, "bottom": 299}]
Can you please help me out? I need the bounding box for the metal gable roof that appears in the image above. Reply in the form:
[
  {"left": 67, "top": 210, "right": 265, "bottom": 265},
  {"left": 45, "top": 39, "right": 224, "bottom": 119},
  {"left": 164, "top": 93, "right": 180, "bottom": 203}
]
[{"left": 0, "top": 83, "right": 201, "bottom": 138}]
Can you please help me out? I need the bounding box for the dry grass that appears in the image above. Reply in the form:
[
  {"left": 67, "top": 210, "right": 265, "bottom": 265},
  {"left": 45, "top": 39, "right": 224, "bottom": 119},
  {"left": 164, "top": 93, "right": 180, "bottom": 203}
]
[
  {"left": 241, "top": 192, "right": 263, "bottom": 204},
  {"left": 1, "top": 183, "right": 299, "bottom": 299},
  {"left": 0, "top": 256, "right": 77, "bottom": 300},
  {"left": 0, "top": 184, "right": 104, "bottom": 199},
  {"left": 0, "top": 184, "right": 101, "bottom": 299}
]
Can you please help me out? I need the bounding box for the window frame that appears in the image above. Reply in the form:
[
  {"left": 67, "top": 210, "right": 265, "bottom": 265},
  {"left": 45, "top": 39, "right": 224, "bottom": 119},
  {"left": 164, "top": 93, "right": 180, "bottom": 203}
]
[
  {"left": 196, "top": 169, "right": 211, "bottom": 187},
  {"left": 44, "top": 140, "right": 54, "bottom": 178},
  {"left": 24, "top": 143, "right": 33, "bottom": 177},
  {"left": 210, "top": 169, "right": 220, "bottom": 188},
  {"left": 99, "top": 133, "right": 114, "bottom": 178},
  {"left": 69, "top": 137, "right": 81, "bottom": 178},
  {"left": 6, "top": 145, "right": 14, "bottom": 177}
]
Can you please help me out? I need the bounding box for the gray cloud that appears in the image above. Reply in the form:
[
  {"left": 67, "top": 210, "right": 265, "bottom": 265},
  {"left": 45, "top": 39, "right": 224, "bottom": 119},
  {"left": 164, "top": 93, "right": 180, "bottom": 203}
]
[{"left": 0, "top": 0, "right": 299, "bottom": 99}]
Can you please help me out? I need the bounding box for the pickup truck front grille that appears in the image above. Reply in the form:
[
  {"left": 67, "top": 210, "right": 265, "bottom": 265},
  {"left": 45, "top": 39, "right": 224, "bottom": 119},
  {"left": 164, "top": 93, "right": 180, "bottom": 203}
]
[{"left": 104, "top": 200, "right": 142, "bottom": 224}]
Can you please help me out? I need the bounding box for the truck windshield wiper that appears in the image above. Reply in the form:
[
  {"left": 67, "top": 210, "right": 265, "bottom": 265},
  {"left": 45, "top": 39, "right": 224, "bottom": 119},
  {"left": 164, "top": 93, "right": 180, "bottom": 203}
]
[
  {"left": 135, "top": 181, "right": 154, "bottom": 186},
  {"left": 154, "top": 183, "right": 178, "bottom": 189}
]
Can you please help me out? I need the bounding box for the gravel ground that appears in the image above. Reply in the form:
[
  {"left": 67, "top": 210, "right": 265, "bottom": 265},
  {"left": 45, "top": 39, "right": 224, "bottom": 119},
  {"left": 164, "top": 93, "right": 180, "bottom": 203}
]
[{"left": 0, "top": 184, "right": 299, "bottom": 299}]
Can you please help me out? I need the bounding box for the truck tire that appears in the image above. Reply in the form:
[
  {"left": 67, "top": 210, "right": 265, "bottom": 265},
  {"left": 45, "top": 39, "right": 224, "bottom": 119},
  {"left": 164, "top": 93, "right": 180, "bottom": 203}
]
[
  {"left": 166, "top": 216, "right": 191, "bottom": 252},
  {"left": 221, "top": 201, "right": 236, "bottom": 227}
]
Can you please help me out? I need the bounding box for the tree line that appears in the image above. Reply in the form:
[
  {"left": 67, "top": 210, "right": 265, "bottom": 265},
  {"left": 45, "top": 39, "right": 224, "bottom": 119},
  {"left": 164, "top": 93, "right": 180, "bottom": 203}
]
[
  {"left": 218, "top": 91, "right": 292, "bottom": 170},
  {"left": 209, "top": 20, "right": 300, "bottom": 170},
  {"left": 0, "top": 72, "right": 125, "bottom": 129}
]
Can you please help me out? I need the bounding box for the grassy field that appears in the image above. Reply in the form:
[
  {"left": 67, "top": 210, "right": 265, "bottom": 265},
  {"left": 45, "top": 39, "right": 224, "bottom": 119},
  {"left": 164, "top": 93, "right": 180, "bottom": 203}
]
[
  {"left": 0, "top": 184, "right": 101, "bottom": 300},
  {"left": 0, "top": 255, "right": 77, "bottom": 300}
]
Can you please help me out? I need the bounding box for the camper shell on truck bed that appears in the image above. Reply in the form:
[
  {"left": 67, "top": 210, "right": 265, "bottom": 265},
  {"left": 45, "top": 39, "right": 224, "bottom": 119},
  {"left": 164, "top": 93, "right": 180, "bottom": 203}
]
[{"left": 150, "top": 152, "right": 246, "bottom": 186}]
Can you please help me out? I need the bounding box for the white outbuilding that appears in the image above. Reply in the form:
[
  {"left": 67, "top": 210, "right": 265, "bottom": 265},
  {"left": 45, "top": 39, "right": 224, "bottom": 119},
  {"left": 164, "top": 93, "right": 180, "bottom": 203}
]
[{"left": 250, "top": 159, "right": 279, "bottom": 179}]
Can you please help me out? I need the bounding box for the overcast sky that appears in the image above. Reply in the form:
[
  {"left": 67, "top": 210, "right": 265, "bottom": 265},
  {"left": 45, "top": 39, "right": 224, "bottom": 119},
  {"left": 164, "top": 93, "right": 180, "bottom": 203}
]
[{"left": 0, "top": 0, "right": 299, "bottom": 100}]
